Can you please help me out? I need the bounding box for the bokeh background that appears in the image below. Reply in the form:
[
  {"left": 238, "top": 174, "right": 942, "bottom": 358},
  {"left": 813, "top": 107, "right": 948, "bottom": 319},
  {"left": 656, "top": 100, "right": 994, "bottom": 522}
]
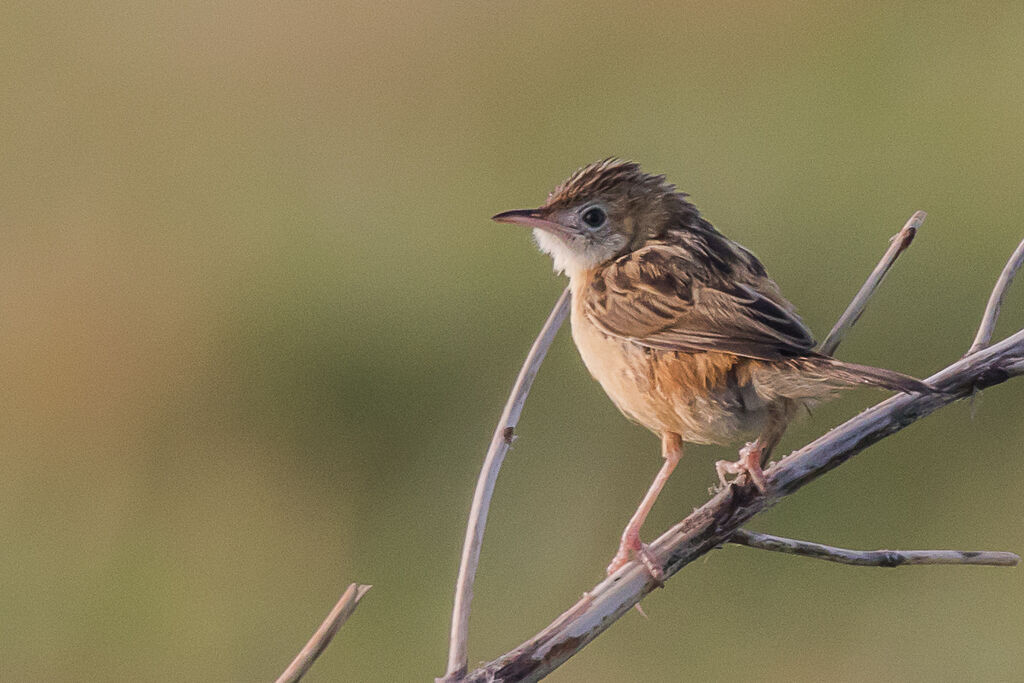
[{"left": 3, "top": 2, "right": 1024, "bottom": 681}]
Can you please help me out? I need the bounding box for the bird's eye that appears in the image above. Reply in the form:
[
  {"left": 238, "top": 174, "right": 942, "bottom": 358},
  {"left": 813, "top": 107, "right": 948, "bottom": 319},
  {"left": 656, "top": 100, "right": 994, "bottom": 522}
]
[{"left": 581, "top": 207, "right": 606, "bottom": 228}]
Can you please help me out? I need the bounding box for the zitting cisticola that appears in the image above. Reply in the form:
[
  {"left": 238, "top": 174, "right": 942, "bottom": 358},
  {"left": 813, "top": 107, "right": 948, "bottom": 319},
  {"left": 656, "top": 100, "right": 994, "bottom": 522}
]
[{"left": 493, "top": 159, "right": 929, "bottom": 579}]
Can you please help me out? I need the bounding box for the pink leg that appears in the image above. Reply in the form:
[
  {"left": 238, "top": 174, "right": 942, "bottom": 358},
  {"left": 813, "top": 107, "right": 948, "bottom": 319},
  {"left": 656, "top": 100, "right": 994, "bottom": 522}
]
[{"left": 606, "top": 433, "right": 683, "bottom": 581}]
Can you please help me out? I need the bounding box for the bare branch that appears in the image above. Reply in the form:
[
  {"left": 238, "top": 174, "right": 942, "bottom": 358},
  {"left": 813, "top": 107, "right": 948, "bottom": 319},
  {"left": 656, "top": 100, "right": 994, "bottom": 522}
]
[
  {"left": 444, "top": 223, "right": 925, "bottom": 679},
  {"left": 464, "top": 326, "right": 1024, "bottom": 681},
  {"left": 968, "top": 237, "right": 1024, "bottom": 355},
  {"left": 441, "top": 287, "right": 572, "bottom": 682},
  {"left": 275, "top": 583, "right": 372, "bottom": 683},
  {"left": 819, "top": 211, "right": 924, "bottom": 356},
  {"left": 446, "top": 227, "right": 1023, "bottom": 681},
  {"left": 729, "top": 529, "right": 1019, "bottom": 567}
]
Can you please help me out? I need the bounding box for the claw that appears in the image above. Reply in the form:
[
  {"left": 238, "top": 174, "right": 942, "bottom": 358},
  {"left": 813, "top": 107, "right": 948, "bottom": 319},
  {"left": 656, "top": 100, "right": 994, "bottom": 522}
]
[
  {"left": 715, "top": 441, "right": 767, "bottom": 493},
  {"left": 636, "top": 543, "right": 665, "bottom": 586},
  {"left": 606, "top": 533, "right": 664, "bottom": 585}
]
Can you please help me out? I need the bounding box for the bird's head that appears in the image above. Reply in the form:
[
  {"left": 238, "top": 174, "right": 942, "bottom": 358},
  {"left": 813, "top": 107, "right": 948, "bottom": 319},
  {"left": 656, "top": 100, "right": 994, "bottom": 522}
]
[{"left": 492, "top": 159, "right": 694, "bottom": 277}]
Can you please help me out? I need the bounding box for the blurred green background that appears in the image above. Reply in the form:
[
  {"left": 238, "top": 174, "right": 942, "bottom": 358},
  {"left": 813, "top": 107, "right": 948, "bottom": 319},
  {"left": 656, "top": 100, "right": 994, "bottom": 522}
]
[{"left": 3, "top": 2, "right": 1024, "bottom": 681}]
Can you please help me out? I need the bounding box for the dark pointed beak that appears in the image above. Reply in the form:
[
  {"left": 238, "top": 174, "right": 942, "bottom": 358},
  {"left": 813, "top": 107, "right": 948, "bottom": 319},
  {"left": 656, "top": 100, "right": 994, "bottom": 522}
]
[{"left": 491, "top": 208, "right": 576, "bottom": 238}]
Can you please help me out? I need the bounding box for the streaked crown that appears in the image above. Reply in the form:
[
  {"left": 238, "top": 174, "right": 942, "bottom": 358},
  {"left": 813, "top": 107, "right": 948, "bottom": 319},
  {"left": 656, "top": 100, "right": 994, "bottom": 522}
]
[{"left": 544, "top": 158, "right": 686, "bottom": 211}]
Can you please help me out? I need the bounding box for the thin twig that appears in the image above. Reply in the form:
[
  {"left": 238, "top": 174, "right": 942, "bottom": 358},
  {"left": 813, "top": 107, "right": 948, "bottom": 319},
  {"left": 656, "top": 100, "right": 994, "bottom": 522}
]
[
  {"left": 968, "top": 237, "right": 1024, "bottom": 355},
  {"left": 275, "top": 583, "right": 372, "bottom": 683},
  {"left": 819, "top": 211, "right": 924, "bottom": 356},
  {"left": 729, "top": 529, "right": 1019, "bottom": 567},
  {"left": 464, "top": 326, "right": 1024, "bottom": 681},
  {"left": 441, "top": 287, "right": 572, "bottom": 682}
]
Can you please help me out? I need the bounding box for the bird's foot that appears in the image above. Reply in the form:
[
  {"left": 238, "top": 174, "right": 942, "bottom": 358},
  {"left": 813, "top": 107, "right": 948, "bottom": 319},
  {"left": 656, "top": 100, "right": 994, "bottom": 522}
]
[
  {"left": 606, "top": 531, "right": 664, "bottom": 585},
  {"left": 715, "top": 442, "right": 767, "bottom": 493}
]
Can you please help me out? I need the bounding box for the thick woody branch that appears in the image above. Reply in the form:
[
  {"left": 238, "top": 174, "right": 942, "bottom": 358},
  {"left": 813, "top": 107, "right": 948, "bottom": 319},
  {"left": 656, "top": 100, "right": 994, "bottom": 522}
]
[
  {"left": 729, "top": 529, "right": 1020, "bottom": 567},
  {"left": 969, "top": 238, "right": 1024, "bottom": 355},
  {"left": 464, "top": 327, "right": 1024, "bottom": 681},
  {"left": 275, "top": 583, "right": 372, "bottom": 683}
]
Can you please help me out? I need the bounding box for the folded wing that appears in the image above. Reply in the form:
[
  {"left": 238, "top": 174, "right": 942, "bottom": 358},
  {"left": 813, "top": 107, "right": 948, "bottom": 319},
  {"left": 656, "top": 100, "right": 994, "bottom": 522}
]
[{"left": 582, "top": 244, "right": 816, "bottom": 361}]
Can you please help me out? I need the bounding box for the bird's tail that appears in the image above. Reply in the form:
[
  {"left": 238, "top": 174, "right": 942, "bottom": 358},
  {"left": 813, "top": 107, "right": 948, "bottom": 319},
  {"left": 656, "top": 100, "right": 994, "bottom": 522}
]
[{"left": 805, "top": 356, "right": 933, "bottom": 394}]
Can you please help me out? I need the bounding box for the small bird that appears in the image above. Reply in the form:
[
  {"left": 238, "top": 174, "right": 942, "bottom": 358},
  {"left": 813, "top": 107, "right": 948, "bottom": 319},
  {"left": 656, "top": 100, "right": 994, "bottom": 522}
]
[{"left": 493, "top": 159, "right": 929, "bottom": 580}]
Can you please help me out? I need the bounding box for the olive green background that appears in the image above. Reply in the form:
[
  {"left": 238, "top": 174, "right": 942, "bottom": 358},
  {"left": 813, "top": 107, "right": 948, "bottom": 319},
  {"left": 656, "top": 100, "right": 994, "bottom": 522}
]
[{"left": 3, "top": 2, "right": 1024, "bottom": 681}]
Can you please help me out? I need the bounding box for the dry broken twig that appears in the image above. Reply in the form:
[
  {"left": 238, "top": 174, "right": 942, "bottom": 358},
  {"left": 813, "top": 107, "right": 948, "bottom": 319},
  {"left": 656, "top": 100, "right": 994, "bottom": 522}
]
[
  {"left": 819, "top": 211, "right": 924, "bottom": 356},
  {"left": 729, "top": 529, "right": 1020, "bottom": 567},
  {"left": 275, "top": 583, "right": 372, "bottom": 683}
]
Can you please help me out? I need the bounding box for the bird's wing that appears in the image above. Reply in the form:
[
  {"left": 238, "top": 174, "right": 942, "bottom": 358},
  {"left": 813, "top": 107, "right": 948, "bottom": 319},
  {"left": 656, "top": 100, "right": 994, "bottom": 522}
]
[{"left": 581, "top": 244, "right": 816, "bottom": 361}]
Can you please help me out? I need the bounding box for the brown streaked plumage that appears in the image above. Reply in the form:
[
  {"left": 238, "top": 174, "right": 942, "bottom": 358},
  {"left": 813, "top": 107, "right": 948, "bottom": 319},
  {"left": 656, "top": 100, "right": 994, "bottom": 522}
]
[{"left": 493, "top": 159, "right": 930, "bottom": 579}]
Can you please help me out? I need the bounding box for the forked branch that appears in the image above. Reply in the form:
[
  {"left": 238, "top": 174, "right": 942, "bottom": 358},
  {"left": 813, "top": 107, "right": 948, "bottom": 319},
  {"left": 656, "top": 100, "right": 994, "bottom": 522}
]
[
  {"left": 465, "top": 325, "right": 1024, "bottom": 681},
  {"left": 456, "top": 230, "right": 1024, "bottom": 681},
  {"left": 439, "top": 213, "right": 928, "bottom": 679}
]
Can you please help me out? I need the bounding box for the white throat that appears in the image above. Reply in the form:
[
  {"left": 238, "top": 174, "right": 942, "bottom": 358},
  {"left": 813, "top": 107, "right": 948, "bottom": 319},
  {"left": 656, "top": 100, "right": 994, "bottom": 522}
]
[{"left": 533, "top": 228, "right": 616, "bottom": 279}]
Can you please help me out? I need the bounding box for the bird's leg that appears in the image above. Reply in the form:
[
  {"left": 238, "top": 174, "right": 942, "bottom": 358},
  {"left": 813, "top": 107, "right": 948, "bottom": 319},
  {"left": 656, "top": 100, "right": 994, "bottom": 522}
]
[
  {"left": 716, "top": 409, "right": 789, "bottom": 493},
  {"left": 606, "top": 433, "right": 683, "bottom": 581}
]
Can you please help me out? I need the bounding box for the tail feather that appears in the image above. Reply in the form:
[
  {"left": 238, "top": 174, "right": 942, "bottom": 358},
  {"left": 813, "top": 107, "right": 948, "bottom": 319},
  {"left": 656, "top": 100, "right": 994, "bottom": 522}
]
[{"left": 808, "top": 357, "right": 933, "bottom": 394}]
